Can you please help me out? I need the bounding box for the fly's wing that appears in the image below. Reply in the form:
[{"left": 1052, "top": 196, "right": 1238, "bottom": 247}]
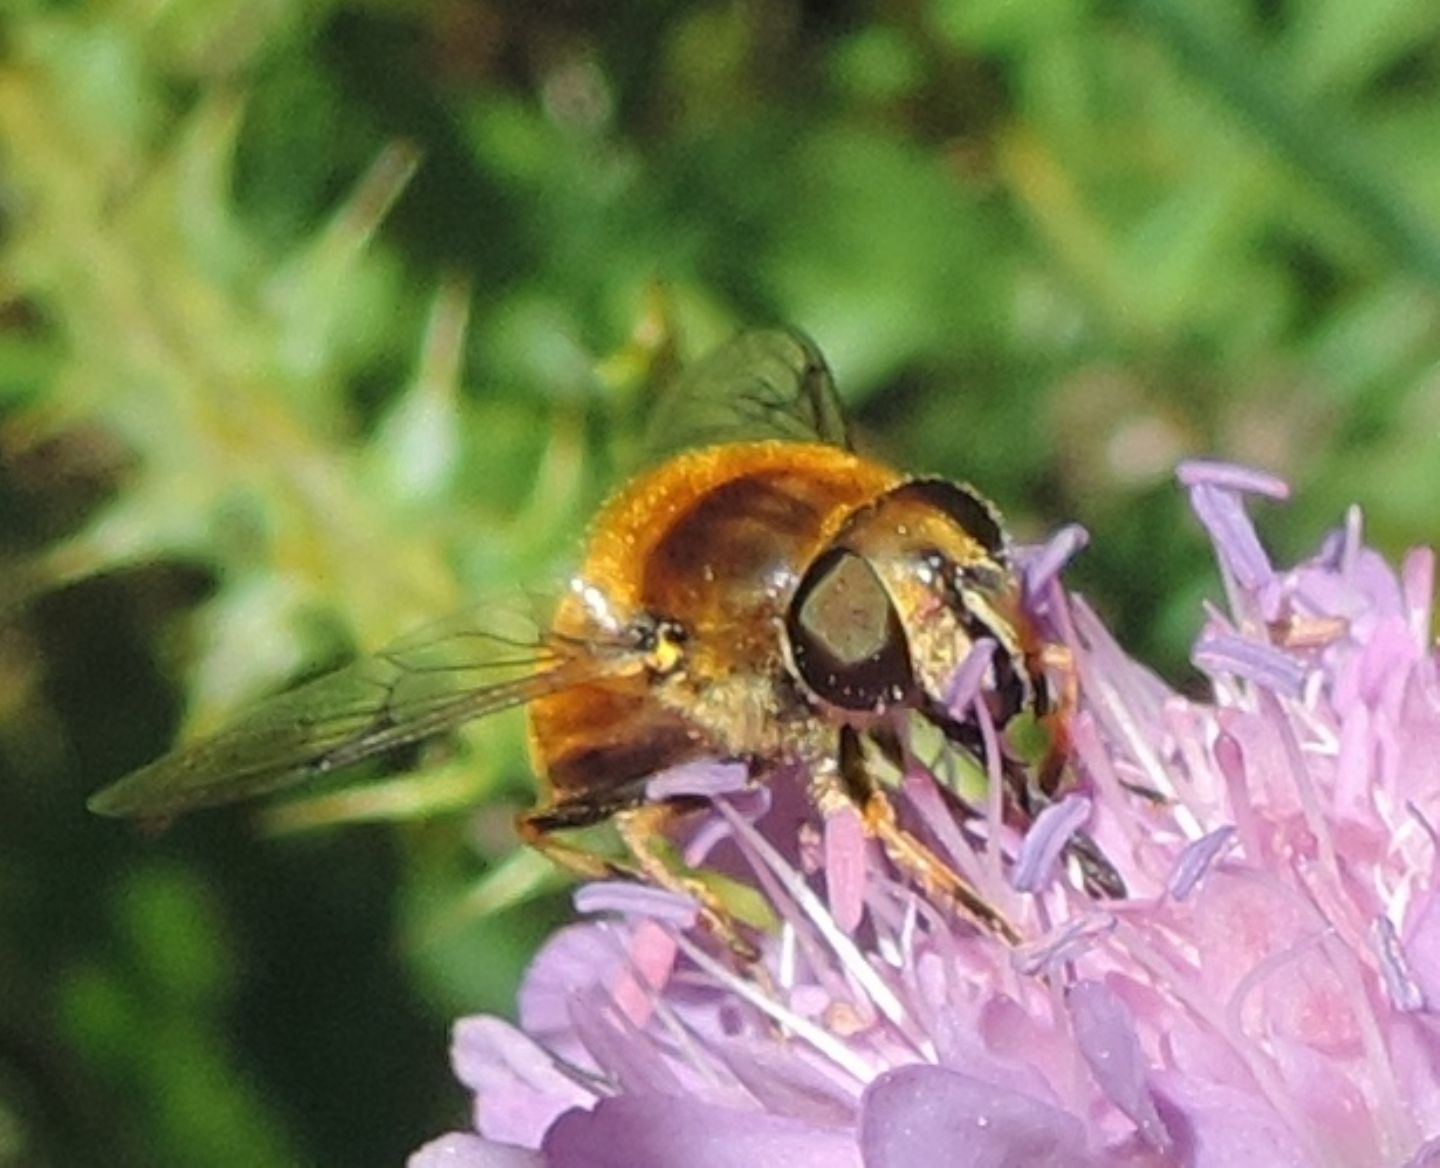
[
  {"left": 642, "top": 329, "right": 852, "bottom": 464},
  {"left": 88, "top": 604, "right": 644, "bottom": 819}
]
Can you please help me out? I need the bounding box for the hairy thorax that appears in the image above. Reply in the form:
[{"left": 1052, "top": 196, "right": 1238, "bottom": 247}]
[{"left": 528, "top": 441, "right": 901, "bottom": 814}]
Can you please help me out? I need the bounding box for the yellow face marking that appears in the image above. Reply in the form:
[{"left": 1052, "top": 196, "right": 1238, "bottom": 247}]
[{"left": 647, "top": 628, "right": 686, "bottom": 675}]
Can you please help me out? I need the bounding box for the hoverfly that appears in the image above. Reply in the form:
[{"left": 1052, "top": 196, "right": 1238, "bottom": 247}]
[{"left": 90, "top": 330, "right": 1067, "bottom": 947}]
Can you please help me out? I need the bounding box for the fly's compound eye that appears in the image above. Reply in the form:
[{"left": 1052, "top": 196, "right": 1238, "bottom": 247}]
[{"left": 784, "top": 547, "right": 914, "bottom": 712}]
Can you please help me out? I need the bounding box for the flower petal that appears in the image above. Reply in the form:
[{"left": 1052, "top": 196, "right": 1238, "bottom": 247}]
[
  {"left": 647, "top": 760, "right": 750, "bottom": 800},
  {"left": 451, "top": 1016, "right": 594, "bottom": 1148},
  {"left": 573, "top": 881, "right": 699, "bottom": 927},
  {"left": 543, "top": 1095, "right": 862, "bottom": 1168},
  {"left": 1187, "top": 482, "right": 1274, "bottom": 590},
  {"left": 713, "top": 1037, "right": 860, "bottom": 1126},
  {"left": 1405, "top": 892, "right": 1440, "bottom": 1010},
  {"left": 1404, "top": 1134, "right": 1440, "bottom": 1167},
  {"left": 1068, "top": 980, "right": 1170, "bottom": 1153},
  {"left": 517, "top": 923, "right": 622, "bottom": 1041},
  {"left": 408, "top": 1133, "right": 543, "bottom": 1168},
  {"left": 1011, "top": 795, "right": 1091, "bottom": 892},
  {"left": 1192, "top": 636, "right": 1307, "bottom": 698},
  {"left": 1176, "top": 459, "right": 1290, "bottom": 499},
  {"left": 1020, "top": 524, "right": 1090, "bottom": 603},
  {"left": 1150, "top": 1073, "right": 1310, "bottom": 1167},
  {"left": 1167, "top": 827, "right": 1235, "bottom": 901},
  {"left": 823, "top": 802, "right": 867, "bottom": 934},
  {"left": 568, "top": 986, "right": 688, "bottom": 1097},
  {"left": 860, "top": 1065, "right": 1096, "bottom": 1168}
]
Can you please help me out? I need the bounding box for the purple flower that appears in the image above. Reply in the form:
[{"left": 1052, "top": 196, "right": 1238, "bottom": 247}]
[{"left": 413, "top": 464, "right": 1440, "bottom": 1168}]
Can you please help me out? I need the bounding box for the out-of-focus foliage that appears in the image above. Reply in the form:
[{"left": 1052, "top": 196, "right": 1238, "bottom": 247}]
[{"left": 3, "top": 0, "right": 1440, "bottom": 1163}]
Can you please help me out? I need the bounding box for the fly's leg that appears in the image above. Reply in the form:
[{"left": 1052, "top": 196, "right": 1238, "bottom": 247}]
[
  {"left": 1064, "top": 828, "right": 1127, "bottom": 899},
  {"left": 819, "top": 727, "right": 1021, "bottom": 945},
  {"left": 1025, "top": 645, "right": 1129, "bottom": 899},
  {"left": 517, "top": 809, "right": 629, "bottom": 880},
  {"left": 615, "top": 804, "right": 760, "bottom": 964},
  {"left": 1032, "top": 639, "right": 1088, "bottom": 797},
  {"left": 518, "top": 803, "right": 759, "bottom": 964}
]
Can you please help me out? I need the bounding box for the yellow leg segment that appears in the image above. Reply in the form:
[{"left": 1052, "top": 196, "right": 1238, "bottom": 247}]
[
  {"left": 820, "top": 733, "right": 1020, "bottom": 945},
  {"left": 519, "top": 804, "right": 759, "bottom": 963}
]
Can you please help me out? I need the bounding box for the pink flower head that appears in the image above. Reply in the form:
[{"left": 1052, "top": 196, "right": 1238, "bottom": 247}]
[{"left": 413, "top": 464, "right": 1440, "bottom": 1168}]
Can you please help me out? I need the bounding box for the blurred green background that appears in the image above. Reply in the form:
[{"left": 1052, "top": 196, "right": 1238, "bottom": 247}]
[{"left": 4, "top": 0, "right": 1440, "bottom": 1163}]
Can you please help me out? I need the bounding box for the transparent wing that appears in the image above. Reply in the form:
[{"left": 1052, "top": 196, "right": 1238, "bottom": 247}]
[
  {"left": 88, "top": 603, "right": 642, "bottom": 818},
  {"left": 642, "top": 329, "right": 852, "bottom": 464}
]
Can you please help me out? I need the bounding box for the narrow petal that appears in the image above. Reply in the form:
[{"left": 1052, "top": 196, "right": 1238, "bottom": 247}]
[
  {"left": 1187, "top": 482, "right": 1274, "bottom": 589},
  {"left": 1011, "top": 795, "right": 1091, "bottom": 892},
  {"left": 608, "top": 919, "right": 680, "bottom": 1029},
  {"left": 1176, "top": 460, "right": 1290, "bottom": 499},
  {"left": 1167, "top": 827, "right": 1235, "bottom": 901},
  {"left": 944, "top": 637, "right": 997, "bottom": 716},
  {"left": 574, "top": 881, "right": 699, "bottom": 927},
  {"left": 568, "top": 987, "right": 687, "bottom": 1097},
  {"left": 713, "top": 1038, "right": 861, "bottom": 1126},
  {"left": 647, "top": 760, "right": 750, "bottom": 800},
  {"left": 1021, "top": 524, "right": 1090, "bottom": 601},
  {"left": 1405, "top": 893, "right": 1440, "bottom": 1010},
  {"left": 823, "top": 803, "right": 867, "bottom": 934},
  {"left": 1068, "top": 980, "right": 1170, "bottom": 1152},
  {"left": 1403, "top": 547, "right": 1435, "bottom": 647},
  {"left": 1192, "top": 635, "right": 1307, "bottom": 698},
  {"left": 518, "top": 923, "right": 624, "bottom": 1039},
  {"left": 1013, "top": 912, "right": 1115, "bottom": 977}
]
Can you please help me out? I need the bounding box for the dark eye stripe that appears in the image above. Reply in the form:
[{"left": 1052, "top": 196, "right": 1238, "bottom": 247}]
[{"left": 894, "top": 480, "right": 1007, "bottom": 560}]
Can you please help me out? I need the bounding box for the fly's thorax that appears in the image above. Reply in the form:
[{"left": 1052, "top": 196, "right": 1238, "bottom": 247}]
[
  {"left": 528, "top": 443, "right": 906, "bottom": 809},
  {"left": 578, "top": 441, "right": 904, "bottom": 619},
  {"left": 551, "top": 441, "right": 907, "bottom": 760},
  {"left": 650, "top": 658, "right": 811, "bottom": 759}
]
